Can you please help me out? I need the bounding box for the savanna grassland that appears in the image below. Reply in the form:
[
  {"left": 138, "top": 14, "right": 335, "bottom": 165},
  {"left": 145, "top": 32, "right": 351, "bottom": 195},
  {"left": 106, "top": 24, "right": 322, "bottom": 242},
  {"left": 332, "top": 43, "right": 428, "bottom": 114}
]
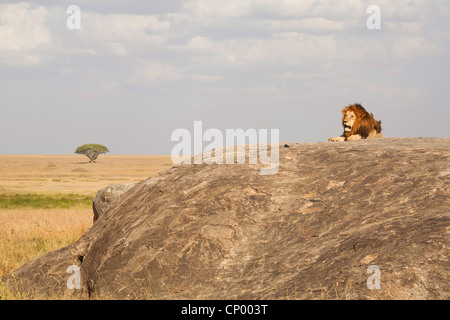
[{"left": 0, "top": 155, "right": 173, "bottom": 278}]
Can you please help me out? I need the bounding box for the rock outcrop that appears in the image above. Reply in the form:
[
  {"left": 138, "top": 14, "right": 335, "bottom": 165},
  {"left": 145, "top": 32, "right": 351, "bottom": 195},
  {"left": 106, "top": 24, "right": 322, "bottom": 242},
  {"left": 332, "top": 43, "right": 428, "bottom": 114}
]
[
  {"left": 92, "top": 183, "right": 136, "bottom": 222},
  {"left": 3, "top": 138, "right": 449, "bottom": 299}
]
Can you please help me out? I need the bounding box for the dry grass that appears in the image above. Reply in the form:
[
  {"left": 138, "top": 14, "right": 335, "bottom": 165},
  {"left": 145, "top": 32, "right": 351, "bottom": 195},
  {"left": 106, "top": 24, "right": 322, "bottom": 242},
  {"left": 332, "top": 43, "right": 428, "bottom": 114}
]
[
  {"left": 0, "top": 154, "right": 173, "bottom": 281},
  {"left": 0, "top": 208, "right": 93, "bottom": 277},
  {"left": 0, "top": 155, "right": 173, "bottom": 195}
]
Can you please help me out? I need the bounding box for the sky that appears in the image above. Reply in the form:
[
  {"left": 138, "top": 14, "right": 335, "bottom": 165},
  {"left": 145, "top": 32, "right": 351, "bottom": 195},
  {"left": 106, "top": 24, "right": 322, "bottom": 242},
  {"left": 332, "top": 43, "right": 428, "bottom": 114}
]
[{"left": 0, "top": 0, "right": 449, "bottom": 155}]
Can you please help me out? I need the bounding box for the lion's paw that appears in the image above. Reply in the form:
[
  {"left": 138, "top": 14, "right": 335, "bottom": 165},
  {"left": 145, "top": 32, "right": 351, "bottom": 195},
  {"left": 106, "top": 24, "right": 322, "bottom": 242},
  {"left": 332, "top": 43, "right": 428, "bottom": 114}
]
[
  {"left": 328, "top": 137, "right": 345, "bottom": 142},
  {"left": 347, "top": 134, "right": 362, "bottom": 141}
]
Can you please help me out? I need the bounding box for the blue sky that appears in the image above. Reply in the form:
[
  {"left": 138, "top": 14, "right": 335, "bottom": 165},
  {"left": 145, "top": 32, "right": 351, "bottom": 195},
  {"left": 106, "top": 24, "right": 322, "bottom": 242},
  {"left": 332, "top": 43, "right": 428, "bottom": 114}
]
[{"left": 0, "top": 0, "right": 449, "bottom": 154}]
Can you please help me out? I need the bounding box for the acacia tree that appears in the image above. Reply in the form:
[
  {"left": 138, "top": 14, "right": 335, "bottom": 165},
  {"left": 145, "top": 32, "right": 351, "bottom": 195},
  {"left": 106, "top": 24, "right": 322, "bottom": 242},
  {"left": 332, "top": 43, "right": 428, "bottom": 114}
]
[{"left": 75, "top": 144, "right": 109, "bottom": 163}]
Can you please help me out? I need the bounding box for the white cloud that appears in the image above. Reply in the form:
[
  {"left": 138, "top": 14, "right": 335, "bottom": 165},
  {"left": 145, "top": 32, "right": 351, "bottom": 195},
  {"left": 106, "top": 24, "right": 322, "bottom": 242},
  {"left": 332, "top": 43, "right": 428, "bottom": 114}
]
[
  {"left": 72, "top": 12, "right": 172, "bottom": 58},
  {"left": 109, "top": 42, "right": 128, "bottom": 57},
  {"left": 1, "top": 1, "right": 445, "bottom": 70},
  {"left": 186, "top": 36, "right": 216, "bottom": 52},
  {"left": 0, "top": 3, "right": 52, "bottom": 66},
  {"left": 176, "top": 0, "right": 445, "bottom": 73},
  {"left": 254, "top": 0, "right": 365, "bottom": 19},
  {"left": 59, "top": 66, "right": 75, "bottom": 76},
  {"left": 82, "top": 12, "right": 171, "bottom": 44},
  {"left": 184, "top": 0, "right": 253, "bottom": 18},
  {"left": 0, "top": 1, "right": 447, "bottom": 84},
  {"left": 126, "top": 60, "right": 182, "bottom": 85},
  {"left": 390, "top": 35, "right": 442, "bottom": 59},
  {"left": 376, "top": 0, "right": 431, "bottom": 20},
  {"left": 184, "top": 32, "right": 337, "bottom": 67},
  {"left": 384, "top": 21, "right": 423, "bottom": 35},
  {"left": 191, "top": 74, "right": 221, "bottom": 82},
  {"left": 261, "top": 17, "right": 357, "bottom": 33}
]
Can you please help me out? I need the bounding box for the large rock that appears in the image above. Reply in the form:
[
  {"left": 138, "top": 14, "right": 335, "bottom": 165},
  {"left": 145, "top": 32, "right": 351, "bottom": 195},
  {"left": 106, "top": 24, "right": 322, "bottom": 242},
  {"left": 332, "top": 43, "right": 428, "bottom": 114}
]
[
  {"left": 3, "top": 138, "right": 449, "bottom": 299},
  {"left": 92, "top": 183, "right": 136, "bottom": 222}
]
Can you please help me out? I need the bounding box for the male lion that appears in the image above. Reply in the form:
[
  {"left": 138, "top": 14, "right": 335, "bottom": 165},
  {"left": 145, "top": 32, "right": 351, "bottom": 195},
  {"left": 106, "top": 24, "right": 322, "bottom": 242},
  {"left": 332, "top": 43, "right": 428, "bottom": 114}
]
[{"left": 328, "top": 103, "right": 382, "bottom": 142}]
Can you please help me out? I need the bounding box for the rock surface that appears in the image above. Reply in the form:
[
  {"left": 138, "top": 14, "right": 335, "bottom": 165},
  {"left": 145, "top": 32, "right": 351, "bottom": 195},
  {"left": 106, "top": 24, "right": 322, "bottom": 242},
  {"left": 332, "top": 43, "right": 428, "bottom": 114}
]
[
  {"left": 3, "top": 138, "right": 449, "bottom": 299},
  {"left": 92, "top": 183, "right": 136, "bottom": 222}
]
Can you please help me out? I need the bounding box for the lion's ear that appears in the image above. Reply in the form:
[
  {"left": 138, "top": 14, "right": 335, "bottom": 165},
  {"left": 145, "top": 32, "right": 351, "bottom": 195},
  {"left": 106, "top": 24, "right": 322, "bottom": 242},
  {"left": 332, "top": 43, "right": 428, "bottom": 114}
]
[{"left": 361, "top": 113, "right": 367, "bottom": 118}]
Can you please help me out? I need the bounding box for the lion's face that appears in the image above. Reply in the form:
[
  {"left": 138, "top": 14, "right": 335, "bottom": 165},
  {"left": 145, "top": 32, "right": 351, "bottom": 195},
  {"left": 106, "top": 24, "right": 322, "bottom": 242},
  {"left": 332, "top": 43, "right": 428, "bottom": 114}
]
[
  {"left": 342, "top": 110, "right": 357, "bottom": 132},
  {"left": 329, "top": 103, "right": 382, "bottom": 141}
]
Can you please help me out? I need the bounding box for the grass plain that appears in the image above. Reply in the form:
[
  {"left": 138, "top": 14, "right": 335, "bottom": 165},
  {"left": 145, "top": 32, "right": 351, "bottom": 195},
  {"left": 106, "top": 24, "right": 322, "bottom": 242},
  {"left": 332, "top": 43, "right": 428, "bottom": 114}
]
[
  {"left": 0, "top": 155, "right": 173, "bottom": 279},
  {"left": 0, "top": 154, "right": 173, "bottom": 195}
]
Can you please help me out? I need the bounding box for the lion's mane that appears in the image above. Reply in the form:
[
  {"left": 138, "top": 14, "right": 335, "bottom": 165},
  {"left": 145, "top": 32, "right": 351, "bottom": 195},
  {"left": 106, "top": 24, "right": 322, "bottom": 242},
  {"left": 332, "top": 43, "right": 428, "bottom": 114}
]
[{"left": 342, "top": 104, "right": 382, "bottom": 140}]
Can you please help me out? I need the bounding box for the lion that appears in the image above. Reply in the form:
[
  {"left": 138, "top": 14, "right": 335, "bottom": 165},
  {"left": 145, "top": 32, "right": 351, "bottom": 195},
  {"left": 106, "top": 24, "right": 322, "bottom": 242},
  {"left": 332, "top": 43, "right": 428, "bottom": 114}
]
[{"left": 328, "top": 103, "right": 382, "bottom": 142}]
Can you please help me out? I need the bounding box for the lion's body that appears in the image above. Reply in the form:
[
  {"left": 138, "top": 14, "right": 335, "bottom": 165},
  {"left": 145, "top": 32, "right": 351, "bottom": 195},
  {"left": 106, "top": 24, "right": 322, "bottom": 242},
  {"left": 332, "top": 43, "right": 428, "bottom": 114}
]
[{"left": 328, "top": 104, "right": 382, "bottom": 142}]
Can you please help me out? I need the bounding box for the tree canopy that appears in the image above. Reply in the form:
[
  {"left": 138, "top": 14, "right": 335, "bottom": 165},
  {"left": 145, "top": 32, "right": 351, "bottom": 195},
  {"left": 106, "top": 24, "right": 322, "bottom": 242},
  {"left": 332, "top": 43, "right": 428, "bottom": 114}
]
[{"left": 75, "top": 144, "right": 109, "bottom": 163}]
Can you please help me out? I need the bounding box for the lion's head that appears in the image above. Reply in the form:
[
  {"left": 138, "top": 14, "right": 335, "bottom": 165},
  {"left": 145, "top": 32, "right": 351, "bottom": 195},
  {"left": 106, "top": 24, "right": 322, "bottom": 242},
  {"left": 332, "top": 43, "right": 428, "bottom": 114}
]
[
  {"left": 342, "top": 104, "right": 365, "bottom": 134},
  {"left": 341, "top": 103, "right": 382, "bottom": 140}
]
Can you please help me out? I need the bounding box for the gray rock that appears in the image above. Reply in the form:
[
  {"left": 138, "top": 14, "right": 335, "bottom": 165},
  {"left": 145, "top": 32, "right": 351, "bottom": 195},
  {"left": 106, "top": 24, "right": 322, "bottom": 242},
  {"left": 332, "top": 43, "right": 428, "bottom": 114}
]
[
  {"left": 92, "top": 183, "right": 136, "bottom": 222},
  {"left": 3, "top": 138, "right": 449, "bottom": 299}
]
